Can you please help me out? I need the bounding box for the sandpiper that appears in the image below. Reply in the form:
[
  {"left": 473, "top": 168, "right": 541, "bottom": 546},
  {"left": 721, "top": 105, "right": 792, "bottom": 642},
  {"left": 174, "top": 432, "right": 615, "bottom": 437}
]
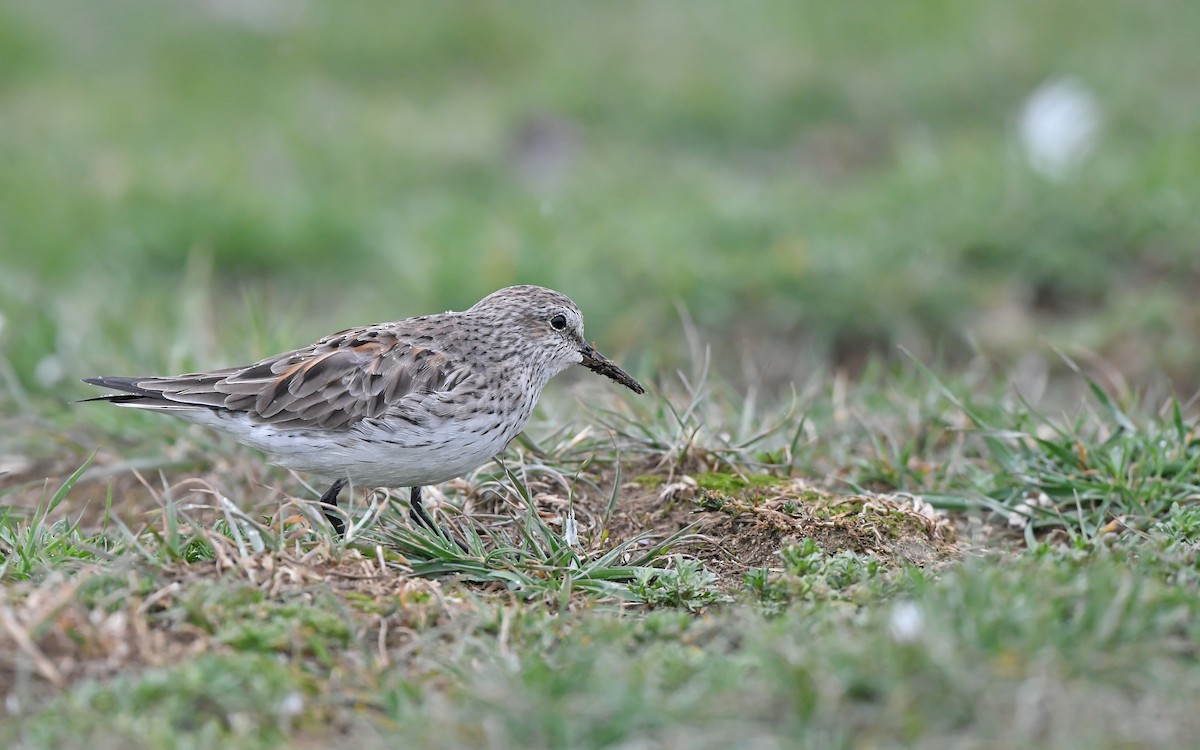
[{"left": 83, "top": 285, "right": 644, "bottom": 537}]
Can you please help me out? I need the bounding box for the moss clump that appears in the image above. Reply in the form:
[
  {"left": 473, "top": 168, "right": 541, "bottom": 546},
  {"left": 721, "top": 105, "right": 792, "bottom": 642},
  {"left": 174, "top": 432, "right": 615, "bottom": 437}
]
[
  {"left": 863, "top": 507, "right": 931, "bottom": 539},
  {"left": 694, "top": 472, "right": 785, "bottom": 494}
]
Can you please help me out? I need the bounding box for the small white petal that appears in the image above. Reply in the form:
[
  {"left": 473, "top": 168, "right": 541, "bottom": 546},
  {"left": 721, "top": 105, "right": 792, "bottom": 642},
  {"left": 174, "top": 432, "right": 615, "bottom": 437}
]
[
  {"left": 564, "top": 507, "right": 579, "bottom": 547},
  {"left": 889, "top": 600, "right": 924, "bottom": 643},
  {"left": 1019, "top": 77, "right": 1102, "bottom": 180},
  {"left": 1008, "top": 502, "right": 1034, "bottom": 528},
  {"left": 279, "top": 691, "right": 305, "bottom": 717}
]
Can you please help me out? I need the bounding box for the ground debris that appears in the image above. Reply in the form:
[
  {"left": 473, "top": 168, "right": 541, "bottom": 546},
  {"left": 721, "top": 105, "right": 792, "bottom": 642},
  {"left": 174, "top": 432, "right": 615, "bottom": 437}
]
[
  {"left": 0, "top": 547, "right": 445, "bottom": 704},
  {"left": 598, "top": 475, "right": 957, "bottom": 583}
]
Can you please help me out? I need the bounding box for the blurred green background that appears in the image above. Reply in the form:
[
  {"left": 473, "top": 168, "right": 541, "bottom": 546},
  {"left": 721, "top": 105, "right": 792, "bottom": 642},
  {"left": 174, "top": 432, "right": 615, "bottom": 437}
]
[{"left": 2, "top": 0, "right": 1199, "bottom": 405}]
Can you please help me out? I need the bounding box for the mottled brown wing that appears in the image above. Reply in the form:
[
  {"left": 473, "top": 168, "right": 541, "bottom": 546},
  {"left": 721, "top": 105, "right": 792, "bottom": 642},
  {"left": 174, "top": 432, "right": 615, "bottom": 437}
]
[{"left": 116, "top": 327, "right": 475, "bottom": 430}]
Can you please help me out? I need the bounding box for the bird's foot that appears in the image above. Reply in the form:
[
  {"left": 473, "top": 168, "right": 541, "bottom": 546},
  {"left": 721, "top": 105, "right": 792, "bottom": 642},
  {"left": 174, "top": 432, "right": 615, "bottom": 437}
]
[{"left": 408, "top": 494, "right": 468, "bottom": 553}]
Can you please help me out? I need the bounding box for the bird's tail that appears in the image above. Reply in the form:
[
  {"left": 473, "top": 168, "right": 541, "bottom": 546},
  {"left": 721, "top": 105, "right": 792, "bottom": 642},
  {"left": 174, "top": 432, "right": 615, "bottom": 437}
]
[{"left": 80, "top": 375, "right": 223, "bottom": 411}]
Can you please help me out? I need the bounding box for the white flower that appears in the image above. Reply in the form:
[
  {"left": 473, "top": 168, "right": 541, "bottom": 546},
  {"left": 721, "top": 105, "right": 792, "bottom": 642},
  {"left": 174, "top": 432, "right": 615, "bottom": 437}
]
[
  {"left": 889, "top": 601, "right": 924, "bottom": 643},
  {"left": 1019, "top": 77, "right": 1102, "bottom": 180}
]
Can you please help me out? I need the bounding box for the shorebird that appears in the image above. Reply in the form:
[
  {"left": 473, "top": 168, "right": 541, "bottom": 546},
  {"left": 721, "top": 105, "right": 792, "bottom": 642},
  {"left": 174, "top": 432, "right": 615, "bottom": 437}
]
[{"left": 82, "top": 285, "right": 644, "bottom": 538}]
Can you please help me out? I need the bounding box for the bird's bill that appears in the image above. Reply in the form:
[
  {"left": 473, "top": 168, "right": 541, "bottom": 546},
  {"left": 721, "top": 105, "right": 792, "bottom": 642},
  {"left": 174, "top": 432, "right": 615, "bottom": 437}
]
[{"left": 579, "top": 343, "right": 645, "bottom": 394}]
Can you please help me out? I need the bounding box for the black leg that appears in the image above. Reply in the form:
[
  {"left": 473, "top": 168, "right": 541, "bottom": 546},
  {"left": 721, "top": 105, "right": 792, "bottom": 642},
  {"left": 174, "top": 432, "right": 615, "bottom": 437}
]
[
  {"left": 319, "top": 478, "right": 348, "bottom": 537},
  {"left": 407, "top": 486, "right": 438, "bottom": 534},
  {"left": 409, "top": 486, "right": 468, "bottom": 552}
]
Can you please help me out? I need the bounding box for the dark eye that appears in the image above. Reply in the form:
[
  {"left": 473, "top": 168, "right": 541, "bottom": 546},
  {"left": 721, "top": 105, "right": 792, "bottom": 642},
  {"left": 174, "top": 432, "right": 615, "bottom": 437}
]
[{"left": 550, "top": 314, "right": 568, "bottom": 331}]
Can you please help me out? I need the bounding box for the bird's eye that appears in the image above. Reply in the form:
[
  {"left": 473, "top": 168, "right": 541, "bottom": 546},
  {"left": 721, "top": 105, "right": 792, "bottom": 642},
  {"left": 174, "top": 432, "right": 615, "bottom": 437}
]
[{"left": 550, "top": 314, "right": 568, "bottom": 331}]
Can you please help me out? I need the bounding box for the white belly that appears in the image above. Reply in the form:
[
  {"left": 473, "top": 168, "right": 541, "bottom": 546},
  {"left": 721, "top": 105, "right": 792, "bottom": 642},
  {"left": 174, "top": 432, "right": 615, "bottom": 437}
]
[{"left": 186, "top": 409, "right": 521, "bottom": 487}]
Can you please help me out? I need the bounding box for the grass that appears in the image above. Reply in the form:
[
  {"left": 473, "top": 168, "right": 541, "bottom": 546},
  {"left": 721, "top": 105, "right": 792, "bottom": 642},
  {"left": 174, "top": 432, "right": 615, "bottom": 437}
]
[
  {"left": 4, "top": 2, "right": 1200, "bottom": 747},
  {"left": 6, "top": 494, "right": 1200, "bottom": 748},
  {"left": 372, "top": 471, "right": 707, "bottom": 604},
  {"left": 3, "top": 0, "right": 1200, "bottom": 395},
  {"left": 4, "top": 360, "right": 1200, "bottom": 747}
]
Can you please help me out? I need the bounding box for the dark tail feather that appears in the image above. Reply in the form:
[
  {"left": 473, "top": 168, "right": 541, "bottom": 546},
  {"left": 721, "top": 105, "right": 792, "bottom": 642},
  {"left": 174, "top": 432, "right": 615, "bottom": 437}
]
[
  {"left": 79, "top": 376, "right": 160, "bottom": 404},
  {"left": 80, "top": 374, "right": 230, "bottom": 412},
  {"left": 81, "top": 375, "right": 229, "bottom": 411},
  {"left": 78, "top": 394, "right": 147, "bottom": 404}
]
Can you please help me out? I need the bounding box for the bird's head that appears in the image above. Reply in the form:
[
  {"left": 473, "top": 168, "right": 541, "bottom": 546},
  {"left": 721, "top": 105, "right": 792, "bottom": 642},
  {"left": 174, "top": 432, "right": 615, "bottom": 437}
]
[{"left": 468, "top": 285, "right": 645, "bottom": 394}]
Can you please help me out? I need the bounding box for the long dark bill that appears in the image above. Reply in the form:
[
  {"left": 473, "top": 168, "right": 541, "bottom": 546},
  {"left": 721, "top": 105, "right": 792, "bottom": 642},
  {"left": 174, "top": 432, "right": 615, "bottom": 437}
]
[{"left": 580, "top": 343, "right": 645, "bottom": 394}]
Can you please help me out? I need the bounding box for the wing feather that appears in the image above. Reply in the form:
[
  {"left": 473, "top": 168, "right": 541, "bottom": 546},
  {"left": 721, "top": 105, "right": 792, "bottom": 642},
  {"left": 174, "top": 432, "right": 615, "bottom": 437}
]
[{"left": 86, "top": 326, "right": 479, "bottom": 431}]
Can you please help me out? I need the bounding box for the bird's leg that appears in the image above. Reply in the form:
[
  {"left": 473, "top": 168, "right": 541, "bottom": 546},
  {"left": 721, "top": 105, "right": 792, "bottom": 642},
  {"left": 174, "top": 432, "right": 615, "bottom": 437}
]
[
  {"left": 409, "top": 486, "right": 468, "bottom": 552},
  {"left": 319, "top": 477, "right": 348, "bottom": 537},
  {"left": 407, "top": 486, "right": 438, "bottom": 535}
]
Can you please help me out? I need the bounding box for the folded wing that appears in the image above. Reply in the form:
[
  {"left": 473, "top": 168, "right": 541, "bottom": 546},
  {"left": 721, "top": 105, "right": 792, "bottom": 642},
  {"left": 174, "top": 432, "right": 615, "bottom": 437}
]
[{"left": 83, "top": 327, "right": 475, "bottom": 430}]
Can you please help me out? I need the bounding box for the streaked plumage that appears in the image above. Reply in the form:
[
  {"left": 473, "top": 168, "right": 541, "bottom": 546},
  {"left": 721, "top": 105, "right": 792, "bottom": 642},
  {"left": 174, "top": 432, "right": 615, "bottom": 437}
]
[{"left": 83, "top": 285, "right": 644, "bottom": 536}]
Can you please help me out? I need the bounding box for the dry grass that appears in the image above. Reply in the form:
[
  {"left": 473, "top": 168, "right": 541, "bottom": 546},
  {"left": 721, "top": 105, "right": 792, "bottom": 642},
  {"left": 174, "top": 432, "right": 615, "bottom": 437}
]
[
  {"left": 5, "top": 368, "right": 1200, "bottom": 748},
  {"left": 0, "top": 426, "right": 959, "bottom": 709}
]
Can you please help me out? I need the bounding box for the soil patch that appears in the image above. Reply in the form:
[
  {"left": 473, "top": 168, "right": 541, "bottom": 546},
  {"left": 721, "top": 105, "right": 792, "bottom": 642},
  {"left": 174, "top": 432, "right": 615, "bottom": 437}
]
[{"left": 591, "top": 474, "right": 958, "bottom": 584}]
